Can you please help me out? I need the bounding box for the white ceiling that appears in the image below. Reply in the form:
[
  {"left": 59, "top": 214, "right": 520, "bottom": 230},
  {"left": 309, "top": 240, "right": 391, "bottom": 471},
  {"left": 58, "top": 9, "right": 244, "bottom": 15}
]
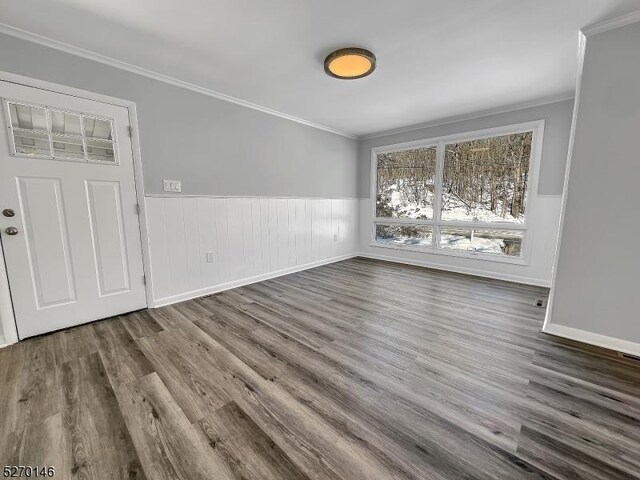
[{"left": 1, "top": 0, "right": 639, "bottom": 138}]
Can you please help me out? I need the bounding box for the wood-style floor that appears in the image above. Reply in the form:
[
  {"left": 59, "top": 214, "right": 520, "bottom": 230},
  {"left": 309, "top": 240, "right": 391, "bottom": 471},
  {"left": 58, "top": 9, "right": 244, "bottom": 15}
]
[{"left": 1, "top": 257, "right": 640, "bottom": 479}]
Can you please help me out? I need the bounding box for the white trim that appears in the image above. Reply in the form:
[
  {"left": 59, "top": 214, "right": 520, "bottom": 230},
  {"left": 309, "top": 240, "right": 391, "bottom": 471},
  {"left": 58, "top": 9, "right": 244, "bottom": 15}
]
[
  {"left": 543, "top": 18, "right": 640, "bottom": 350},
  {"left": 360, "top": 94, "right": 574, "bottom": 140},
  {"left": 370, "top": 120, "right": 545, "bottom": 153},
  {"left": 0, "top": 72, "right": 153, "bottom": 344},
  {"left": 370, "top": 217, "right": 527, "bottom": 230},
  {"left": 0, "top": 70, "right": 142, "bottom": 108},
  {"left": 542, "top": 323, "right": 640, "bottom": 357},
  {"left": 543, "top": 32, "right": 587, "bottom": 334},
  {"left": 0, "top": 238, "right": 19, "bottom": 346},
  {"left": 0, "top": 22, "right": 356, "bottom": 140},
  {"left": 152, "top": 253, "right": 358, "bottom": 307},
  {"left": 128, "top": 105, "right": 155, "bottom": 310},
  {"left": 0, "top": 22, "right": 582, "bottom": 142},
  {"left": 581, "top": 10, "right": 640, "bottom": 37},
  {"left": 369, "top": 120, "right": 544, "bottom": 266},
  {"left": 356, "top": 252, "right": 551, "bottom": 287},
  {"left": 145, "top": 193, "right": 362, "bottom": 200},
  {"left": 367, "top": 242, "right": 528, "bottom": 266},
  {"left": 434, "top": 139, "right": 445, "bottom": 250}
]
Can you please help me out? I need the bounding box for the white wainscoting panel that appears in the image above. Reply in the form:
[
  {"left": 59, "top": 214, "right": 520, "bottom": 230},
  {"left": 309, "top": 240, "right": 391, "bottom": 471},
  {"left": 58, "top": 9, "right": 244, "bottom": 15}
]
[{"left": 145, "top": 196, "right": 359, "bottom": 306}]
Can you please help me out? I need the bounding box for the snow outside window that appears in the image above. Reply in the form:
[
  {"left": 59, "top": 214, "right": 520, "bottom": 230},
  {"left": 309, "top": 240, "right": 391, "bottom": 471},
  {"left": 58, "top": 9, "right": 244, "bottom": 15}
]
[{"left": 373, "top": 124, "right": 541, "bottom": 261}]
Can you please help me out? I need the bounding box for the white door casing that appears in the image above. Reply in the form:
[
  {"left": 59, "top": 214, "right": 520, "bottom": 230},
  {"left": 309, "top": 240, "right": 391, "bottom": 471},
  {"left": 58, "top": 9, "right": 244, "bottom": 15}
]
[{"left": 0, "top": 81, "right": 147, "bottom": 338}]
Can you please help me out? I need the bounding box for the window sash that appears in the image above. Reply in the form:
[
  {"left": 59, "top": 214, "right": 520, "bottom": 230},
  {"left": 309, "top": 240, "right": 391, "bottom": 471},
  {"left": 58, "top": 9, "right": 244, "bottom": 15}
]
[
  {"left": 371, "top": 121, "right": 543, "bottom": 260},
  {"left": 373, "top": 221, "right": 527, "bottom": 259},
  {"left": 373, "top": 217, "right": 527, "bottom": 230}
]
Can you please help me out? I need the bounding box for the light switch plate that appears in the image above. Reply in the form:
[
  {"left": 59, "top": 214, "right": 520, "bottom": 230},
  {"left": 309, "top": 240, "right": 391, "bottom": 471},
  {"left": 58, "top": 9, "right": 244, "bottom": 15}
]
[{"left": 163, "top": 179, "right": 182, "bottom": 193}]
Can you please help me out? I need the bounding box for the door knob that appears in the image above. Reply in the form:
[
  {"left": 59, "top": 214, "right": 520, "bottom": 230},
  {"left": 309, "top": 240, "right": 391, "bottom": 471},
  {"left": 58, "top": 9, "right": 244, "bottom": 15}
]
[
  {"left": 4, "top": 227, "right": 18, "bottom": 236},
  {"left": 2, "top": 209, "right": 15, "bottom": 217}
]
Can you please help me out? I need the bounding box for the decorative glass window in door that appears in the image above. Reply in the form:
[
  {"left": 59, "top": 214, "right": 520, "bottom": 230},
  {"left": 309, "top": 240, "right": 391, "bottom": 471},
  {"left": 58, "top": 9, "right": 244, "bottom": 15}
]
[{"left": 5, "top": 101, "right": 117, "bottom": 164}]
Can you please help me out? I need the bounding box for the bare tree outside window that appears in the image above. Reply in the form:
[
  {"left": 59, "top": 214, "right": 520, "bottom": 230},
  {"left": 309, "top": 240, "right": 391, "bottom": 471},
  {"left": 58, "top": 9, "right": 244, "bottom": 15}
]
[
  {"left": 374, "top": 128, "right": 535, "bottom": 258},
  {"left": 376, "top": 147, "right": 437, "bottom": 220},
  {"left": 442, "top": 132, "right": 531, "bottom": 223}
]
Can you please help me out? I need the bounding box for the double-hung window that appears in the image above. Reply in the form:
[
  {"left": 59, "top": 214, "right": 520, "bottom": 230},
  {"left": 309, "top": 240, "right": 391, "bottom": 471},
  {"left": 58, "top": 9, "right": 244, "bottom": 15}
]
[{"left": 371, "top": 121, "right": 543, "bottom": 263}]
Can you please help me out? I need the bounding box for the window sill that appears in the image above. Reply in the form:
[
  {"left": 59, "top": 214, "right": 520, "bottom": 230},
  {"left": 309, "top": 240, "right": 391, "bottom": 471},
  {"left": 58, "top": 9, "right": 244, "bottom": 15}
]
[{"left": 368, "top": 242, "right": 529, "bottom": 266}]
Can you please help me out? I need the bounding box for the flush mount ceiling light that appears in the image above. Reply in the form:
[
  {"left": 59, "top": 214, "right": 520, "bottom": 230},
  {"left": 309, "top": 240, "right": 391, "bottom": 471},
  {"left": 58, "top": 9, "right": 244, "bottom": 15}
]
[{"left": 324, "top": 48, "right": 376, "bottom": 80}]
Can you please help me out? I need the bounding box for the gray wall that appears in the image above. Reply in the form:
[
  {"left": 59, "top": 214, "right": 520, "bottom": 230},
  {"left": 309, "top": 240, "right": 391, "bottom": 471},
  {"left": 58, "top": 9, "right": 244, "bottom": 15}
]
[
  {"left": 358, "top": 99, "right": 574, "bottom": 198},
  {"left": 549, "top": 22, "right": 640, "bottom": 343},
  {"left": 356, "top": 99, "right": 574, "bottom": 286},
  {"left": 0, "top": 33, "right": 359, "bottom": 197}
]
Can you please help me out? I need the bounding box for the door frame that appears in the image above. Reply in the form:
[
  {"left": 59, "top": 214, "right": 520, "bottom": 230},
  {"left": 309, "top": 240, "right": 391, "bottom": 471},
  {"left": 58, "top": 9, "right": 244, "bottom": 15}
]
[{"left": 0, "top": 70, "right": 153, "bottom": 346}]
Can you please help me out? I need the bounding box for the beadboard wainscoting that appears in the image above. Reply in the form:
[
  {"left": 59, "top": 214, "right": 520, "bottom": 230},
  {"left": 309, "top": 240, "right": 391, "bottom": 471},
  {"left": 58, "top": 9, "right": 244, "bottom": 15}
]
[{"left": 145, "top": 196, "right": 359, "bottom": 306}]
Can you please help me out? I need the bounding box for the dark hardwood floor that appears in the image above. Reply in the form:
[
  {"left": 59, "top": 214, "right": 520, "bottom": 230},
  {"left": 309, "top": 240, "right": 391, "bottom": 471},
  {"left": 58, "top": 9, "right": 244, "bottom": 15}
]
[{"left": 1, "top": 257, "right": 640, "bottom": 479}]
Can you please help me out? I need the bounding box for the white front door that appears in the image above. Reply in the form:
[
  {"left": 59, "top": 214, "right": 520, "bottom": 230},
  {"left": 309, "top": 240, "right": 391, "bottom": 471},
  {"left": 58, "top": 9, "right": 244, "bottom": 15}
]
[{"left": 0, "top": 81, "right": 147, "bottom": 339}]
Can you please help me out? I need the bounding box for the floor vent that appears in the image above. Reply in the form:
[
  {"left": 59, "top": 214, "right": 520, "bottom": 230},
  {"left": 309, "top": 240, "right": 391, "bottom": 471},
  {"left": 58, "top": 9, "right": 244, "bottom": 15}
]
[{"left": 534, "top": 298, "right": 547, "bottom": 308}]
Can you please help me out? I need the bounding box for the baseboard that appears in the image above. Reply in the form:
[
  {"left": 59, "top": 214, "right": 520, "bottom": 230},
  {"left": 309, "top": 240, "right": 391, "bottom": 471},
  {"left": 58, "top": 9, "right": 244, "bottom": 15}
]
[
  {"left": 542, "top": 323, "right": 640, "bottom": 357},
  {"left": 356, "top": 252, "right": 551, "bottom": 287},
  {"left": 0, "top": 338, "right": 16, "bottom": 349},
  {"left": 152, "top": 253, "right": 358, "bottom": 307}
]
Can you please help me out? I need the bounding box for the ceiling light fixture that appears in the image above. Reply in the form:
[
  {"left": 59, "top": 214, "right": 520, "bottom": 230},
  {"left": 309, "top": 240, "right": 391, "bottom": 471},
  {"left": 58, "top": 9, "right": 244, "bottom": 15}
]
[{"left": 324, "top": 48, "right": 376, "bottom": 80}]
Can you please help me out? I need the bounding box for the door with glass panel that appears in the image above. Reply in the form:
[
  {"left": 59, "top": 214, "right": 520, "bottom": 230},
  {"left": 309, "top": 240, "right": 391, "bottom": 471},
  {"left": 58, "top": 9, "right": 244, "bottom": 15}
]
[{"left": 0, "top": 81, "right": 146, "bottom": 338}]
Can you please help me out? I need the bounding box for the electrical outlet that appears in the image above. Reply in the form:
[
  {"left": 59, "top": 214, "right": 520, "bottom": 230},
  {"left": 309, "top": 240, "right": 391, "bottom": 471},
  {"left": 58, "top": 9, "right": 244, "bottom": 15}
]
[
  {"left": 206, "top": 251, "right": 215, "bottom": 263},
  {"left": 163, "top": 179, "right": 182, "bottom": 193}
]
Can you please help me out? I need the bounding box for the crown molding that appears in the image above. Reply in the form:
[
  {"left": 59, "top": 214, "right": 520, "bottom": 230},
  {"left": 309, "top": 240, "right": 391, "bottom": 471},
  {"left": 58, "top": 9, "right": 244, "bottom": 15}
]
[
  {"left": 1, "top": 19, "right": 609, "bottom": 144},
  {"left": 358, "top": 93, "right": 575, "bottom": 141},
  {"left": 581, "top": 9, "right": 640, "bottom": 37},
  {"left": 0, "top": 22, "right": 357, "bottom": 139}
]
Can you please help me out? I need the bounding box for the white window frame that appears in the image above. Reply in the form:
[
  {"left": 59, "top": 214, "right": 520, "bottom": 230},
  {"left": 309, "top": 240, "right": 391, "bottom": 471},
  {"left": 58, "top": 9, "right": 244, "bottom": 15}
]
[{"left": 370, "top": 120, "right": 545, "bottom": 265}]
